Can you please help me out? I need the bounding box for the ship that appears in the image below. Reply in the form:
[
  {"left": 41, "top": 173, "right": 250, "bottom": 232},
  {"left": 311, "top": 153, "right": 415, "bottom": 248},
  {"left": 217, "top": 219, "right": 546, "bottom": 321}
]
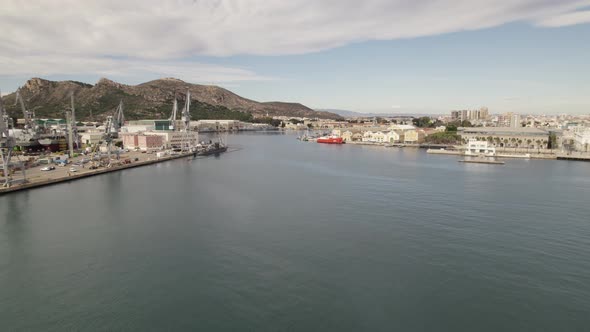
[
  {"left": 316, "top": 136, "right": 344, "bottom": 144},
  {"left": 8, "top": 129, "right": 43, "bottom": 152},
  {"left": 38, "top": 134, "right": 69, "bottom": 152},
  {"left": 196, "top": 141, "right": 227, "bottom": 156}
]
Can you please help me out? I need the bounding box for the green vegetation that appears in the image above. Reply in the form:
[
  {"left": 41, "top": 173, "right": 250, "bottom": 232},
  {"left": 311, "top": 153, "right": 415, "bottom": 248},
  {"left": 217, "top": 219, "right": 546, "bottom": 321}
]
[
  {"left": 424, "top": 131, "right": 461, "bottom": 144},
  {"left": 189, "top": 100, "right": 253, "bottom": 121},
  {"left": 548, "top": 132, "right": 557, "bottom": 149},
  {"left": 412, "top": 116, "right": 446, "bottom": 128},
  {"left": 445, "top": 120, "right": 472, "bottom": 131},
  {"left": 252, "top": 117, "right": 282, "bottom": 127},
  {"left": 412, "top": 116, "right": 433, "bottom": 128}
]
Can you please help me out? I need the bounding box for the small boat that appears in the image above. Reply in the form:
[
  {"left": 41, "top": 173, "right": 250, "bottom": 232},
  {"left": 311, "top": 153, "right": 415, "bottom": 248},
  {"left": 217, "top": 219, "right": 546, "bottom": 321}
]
[{"left": 316, "top": 136, "right": 344, "bottom": 144}]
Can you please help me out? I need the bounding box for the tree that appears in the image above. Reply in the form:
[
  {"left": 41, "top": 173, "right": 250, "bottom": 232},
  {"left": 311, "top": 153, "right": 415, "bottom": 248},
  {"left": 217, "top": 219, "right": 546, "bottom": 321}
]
[
  {"left": 412, "top": 116, "right": 433, "bottom": 128},
  {"left": 460, "top": 120, "right": 472, "bottom": 127},
  {"left": 424, "top": 132, "right": 461, "bottom": 144},
  {"left": 526, "top": 139, "right": 532, "bottom": 152},
  {"left": 446, "top": 124, "right": 458, "bottom": 132},
  {"left": 548, "top": 133, "right": 557, "bottom": 149}
]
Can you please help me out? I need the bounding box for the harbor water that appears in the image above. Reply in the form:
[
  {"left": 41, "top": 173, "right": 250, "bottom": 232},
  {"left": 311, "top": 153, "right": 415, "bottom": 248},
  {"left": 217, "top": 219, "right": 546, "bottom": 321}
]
[{"left": 1, "top": 132, "right": 590, "bottom": 331}]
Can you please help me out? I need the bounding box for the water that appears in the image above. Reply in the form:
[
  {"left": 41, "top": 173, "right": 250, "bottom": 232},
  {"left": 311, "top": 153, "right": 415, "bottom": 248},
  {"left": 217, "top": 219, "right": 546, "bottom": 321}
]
[{"left": 1, "top": 132, "right": 590, "bottom": 331}]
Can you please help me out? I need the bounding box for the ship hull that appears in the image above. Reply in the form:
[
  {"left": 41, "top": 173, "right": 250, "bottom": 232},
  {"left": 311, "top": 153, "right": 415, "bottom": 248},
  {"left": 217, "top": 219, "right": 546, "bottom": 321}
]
[{"left": 316, "top": 137, "right": 344, "bottom": 144}]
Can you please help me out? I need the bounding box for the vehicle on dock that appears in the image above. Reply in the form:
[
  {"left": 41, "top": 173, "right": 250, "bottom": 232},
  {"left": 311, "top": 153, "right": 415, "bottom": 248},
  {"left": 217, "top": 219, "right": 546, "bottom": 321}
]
[
  {"left": 40, "top": 166, "right": 55, "bottom": 171},
  {"left": 69, "top": 167, "right": 78, "bottom": 172}
]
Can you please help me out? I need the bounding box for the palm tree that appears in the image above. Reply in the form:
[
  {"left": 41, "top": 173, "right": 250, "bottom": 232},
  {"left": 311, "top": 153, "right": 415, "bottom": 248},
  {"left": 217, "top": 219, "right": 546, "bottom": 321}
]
[{"left": 526, "top": 139, "right": 532, "bottom": 152}]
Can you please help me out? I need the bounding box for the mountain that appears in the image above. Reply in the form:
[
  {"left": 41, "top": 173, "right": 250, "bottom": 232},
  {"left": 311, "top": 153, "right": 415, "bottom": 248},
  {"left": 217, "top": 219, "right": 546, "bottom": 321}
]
[{"left": 2, "top": 77, "right": 342, "bottom": 121}]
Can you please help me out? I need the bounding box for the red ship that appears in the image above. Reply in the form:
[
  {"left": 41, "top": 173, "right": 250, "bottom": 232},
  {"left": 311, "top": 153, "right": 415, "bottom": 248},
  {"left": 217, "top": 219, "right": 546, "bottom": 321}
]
[{"left": 316, "top": 136, "right": 344, "bottom": 144}]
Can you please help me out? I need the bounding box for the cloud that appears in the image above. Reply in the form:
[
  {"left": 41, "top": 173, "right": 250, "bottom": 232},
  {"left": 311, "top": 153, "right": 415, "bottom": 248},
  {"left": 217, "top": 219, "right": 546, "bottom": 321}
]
[
  {"left": 0, "top": 54, "right": 273, "bottom": 83},
  {"left": 535, "top": 10, "right": 590, "bottom": 27},
  {"left": 1, "top": 0, "right": 590, "bottom": 81}
]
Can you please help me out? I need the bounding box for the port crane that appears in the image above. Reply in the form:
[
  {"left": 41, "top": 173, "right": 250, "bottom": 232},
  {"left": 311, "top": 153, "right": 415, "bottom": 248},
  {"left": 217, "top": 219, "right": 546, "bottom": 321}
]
[
  {"left": 113, "top": 100, "right": 125, "bottom": 132},
  {"left": 180, "top": 90, "right": 195, "bottom": 152},
  {"left": 89, "top": 100, "right": 124, "bottom": 167},
  {"left": 15, "top": 88, "right": 36, "bottom": 133},
  {"left": 168, "top": 97, "right": 178, "bottom": 131},
  {"left": 66, "top": 92, "right": 80, "bottom": 158},
  {"left": 0, "top": 91, "right": 26, "bottom": 187}
]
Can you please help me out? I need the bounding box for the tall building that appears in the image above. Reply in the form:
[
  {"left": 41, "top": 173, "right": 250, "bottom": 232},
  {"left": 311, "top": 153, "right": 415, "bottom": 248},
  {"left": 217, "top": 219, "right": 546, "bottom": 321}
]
[
  {"left": 450, "top": 107, "right": 489, "bottom": 122},
  {"left": 509, "top": 114, "right": 521, "bottom": 128}
]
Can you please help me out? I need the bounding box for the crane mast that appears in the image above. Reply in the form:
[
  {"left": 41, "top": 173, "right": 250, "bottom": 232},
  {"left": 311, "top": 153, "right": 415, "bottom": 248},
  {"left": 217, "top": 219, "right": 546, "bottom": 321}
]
[
  {"left": 169, "top": 98, "right": 178, "bottom": 131},
  {"left": 15, "top": 88, "right": 34, "bottom": 131},
  {"left": 114, "top": 100, "right": 125, "bottom": 132},
  {"left": 181, "top": 90, "right": 192, "bottom": 152},
  {"left": 1, "top": 92, "right": 17, "bottom": 187}
]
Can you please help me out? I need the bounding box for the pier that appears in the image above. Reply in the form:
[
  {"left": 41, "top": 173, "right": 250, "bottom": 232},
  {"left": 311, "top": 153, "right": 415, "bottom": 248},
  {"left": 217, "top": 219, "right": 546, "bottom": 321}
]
[{"left": 0, "top": 151, "right": 198, "bottom": 195}]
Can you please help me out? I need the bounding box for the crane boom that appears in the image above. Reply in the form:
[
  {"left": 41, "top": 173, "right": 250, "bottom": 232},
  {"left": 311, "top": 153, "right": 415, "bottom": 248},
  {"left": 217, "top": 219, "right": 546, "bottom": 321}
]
[{"left": 15, "top": 88, "right": 34, "bottom": 131}]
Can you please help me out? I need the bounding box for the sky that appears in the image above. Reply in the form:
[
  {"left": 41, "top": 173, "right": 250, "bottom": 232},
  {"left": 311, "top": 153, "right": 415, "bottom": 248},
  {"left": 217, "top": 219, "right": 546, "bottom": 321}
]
[{"left": 1, "top": 0, "right": 590, "bottom": 114}]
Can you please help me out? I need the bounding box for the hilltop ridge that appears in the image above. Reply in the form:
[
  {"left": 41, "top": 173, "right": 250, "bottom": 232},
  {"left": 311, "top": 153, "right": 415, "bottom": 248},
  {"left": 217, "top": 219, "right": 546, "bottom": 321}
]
[{"left": 2, "top": 78, "right": 342, "bottom": 121}]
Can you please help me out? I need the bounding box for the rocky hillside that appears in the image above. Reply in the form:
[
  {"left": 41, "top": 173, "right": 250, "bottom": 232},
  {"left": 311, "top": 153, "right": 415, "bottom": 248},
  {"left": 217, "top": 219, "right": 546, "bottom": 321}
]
[{"left": 2, "top": 77, "right": 342, "bottom": 121}]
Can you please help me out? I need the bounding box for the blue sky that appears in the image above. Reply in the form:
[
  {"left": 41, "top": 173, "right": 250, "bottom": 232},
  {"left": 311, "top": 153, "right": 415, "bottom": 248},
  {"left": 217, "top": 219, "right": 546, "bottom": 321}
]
[{"left": 1, "top": 1, "right": 590, "bottom": 114}]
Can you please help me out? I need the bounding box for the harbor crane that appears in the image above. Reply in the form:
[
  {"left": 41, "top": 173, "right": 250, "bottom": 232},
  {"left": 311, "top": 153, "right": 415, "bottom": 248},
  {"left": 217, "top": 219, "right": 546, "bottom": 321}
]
[
  {"left": 113, "top": 100, "right": 125, "bottom": 132},
  {"left": 1, "top": 91, "right": 20, "bottom": 187},
  {"left": 66, "top": 92, "right": 80, "bottom": 158},
  {"left": 15, "top": 88, "right": 36, "bottom": 132},
  {"left": 180, "top": 90, "right": 195, "bottom": 152},
  {"left": 168, "top": 97, "right": 178, "bottom": 131}
]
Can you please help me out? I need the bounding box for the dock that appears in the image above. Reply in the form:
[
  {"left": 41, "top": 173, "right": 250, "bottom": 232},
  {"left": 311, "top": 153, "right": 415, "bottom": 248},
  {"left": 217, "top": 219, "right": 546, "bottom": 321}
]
[
  {"left": 0, "top": 151, "right": 199, "bottom": 195},
  {"left": 458, "top": 159, "right": 505, "bottom": 165},
  {"left": 556, "top": 151, "right": 590, "bottom": 161}
]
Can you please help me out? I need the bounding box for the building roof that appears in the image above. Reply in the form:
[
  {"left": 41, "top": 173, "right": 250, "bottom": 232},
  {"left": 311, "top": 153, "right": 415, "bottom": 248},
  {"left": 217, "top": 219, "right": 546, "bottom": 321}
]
[{"left": 460, "top": 127, "right": 548, "bottom": 135}]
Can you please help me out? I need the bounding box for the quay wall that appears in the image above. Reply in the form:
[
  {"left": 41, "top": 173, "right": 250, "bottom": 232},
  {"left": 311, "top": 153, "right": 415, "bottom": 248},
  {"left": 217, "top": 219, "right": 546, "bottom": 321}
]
[{"left": 0, "top": 153, "right": 195, "bottom": 195}]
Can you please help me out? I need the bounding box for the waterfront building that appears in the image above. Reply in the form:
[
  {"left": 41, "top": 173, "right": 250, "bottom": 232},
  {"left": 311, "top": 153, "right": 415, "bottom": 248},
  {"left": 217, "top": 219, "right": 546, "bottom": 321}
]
[
  {"left": 384, "top": 131, "right": 401, "bottom": 143},
  {"left": 362, "top": 131, "right": 374, "bottom": 142},
  {"left": 143, "top": 131, "right": 199, "bottom": 149},
  {"left": 121, "top": 133, "right": 164, "bottom": 151},
  {"left": 459, "top": 127, "right": 549, "bottom": 149},
  {"left": 403, "top": 129, "right": 425, "bottom": 143},
  {"left": 193, "top": 120, "right": 242, "bottom": 131},
  {"left": 371, "top": 131, "right": 388, "bottom": 143},
  {"left": 573, "top": 127, "right": 590, "bottom": 152},
  {"left": 79, "top": 132, "right": 104, "bottom": 146},
  {"left": 465, "top": 138, "right": 496, "bottom": 156}
]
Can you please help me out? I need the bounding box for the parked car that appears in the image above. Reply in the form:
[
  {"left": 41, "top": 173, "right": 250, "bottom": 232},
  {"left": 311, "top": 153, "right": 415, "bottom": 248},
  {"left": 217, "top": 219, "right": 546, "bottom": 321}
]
[
  {"left": 40, "top": 166, "right": 55, "bottom": 171},
  {"left": 69, "top": 167, "right": 78, "bottom": 172}
]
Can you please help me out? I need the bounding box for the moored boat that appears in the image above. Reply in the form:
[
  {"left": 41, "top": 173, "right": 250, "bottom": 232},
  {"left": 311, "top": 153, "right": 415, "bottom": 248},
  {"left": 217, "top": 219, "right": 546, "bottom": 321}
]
[{"left": 316, "top": 136, "right": 344, "bottom": 144}]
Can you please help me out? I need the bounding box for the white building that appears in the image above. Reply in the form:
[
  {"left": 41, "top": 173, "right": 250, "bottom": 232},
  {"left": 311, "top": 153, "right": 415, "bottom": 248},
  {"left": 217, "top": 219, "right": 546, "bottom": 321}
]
[
  {"left": 465, "top": 138, "right": 496, "bottom": 156},
  {"left": 384, "top": 131, "right": 401, "bottom": 143},
  {"left": 573, "top": 127, "right": 590, "bottom": 152}
]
